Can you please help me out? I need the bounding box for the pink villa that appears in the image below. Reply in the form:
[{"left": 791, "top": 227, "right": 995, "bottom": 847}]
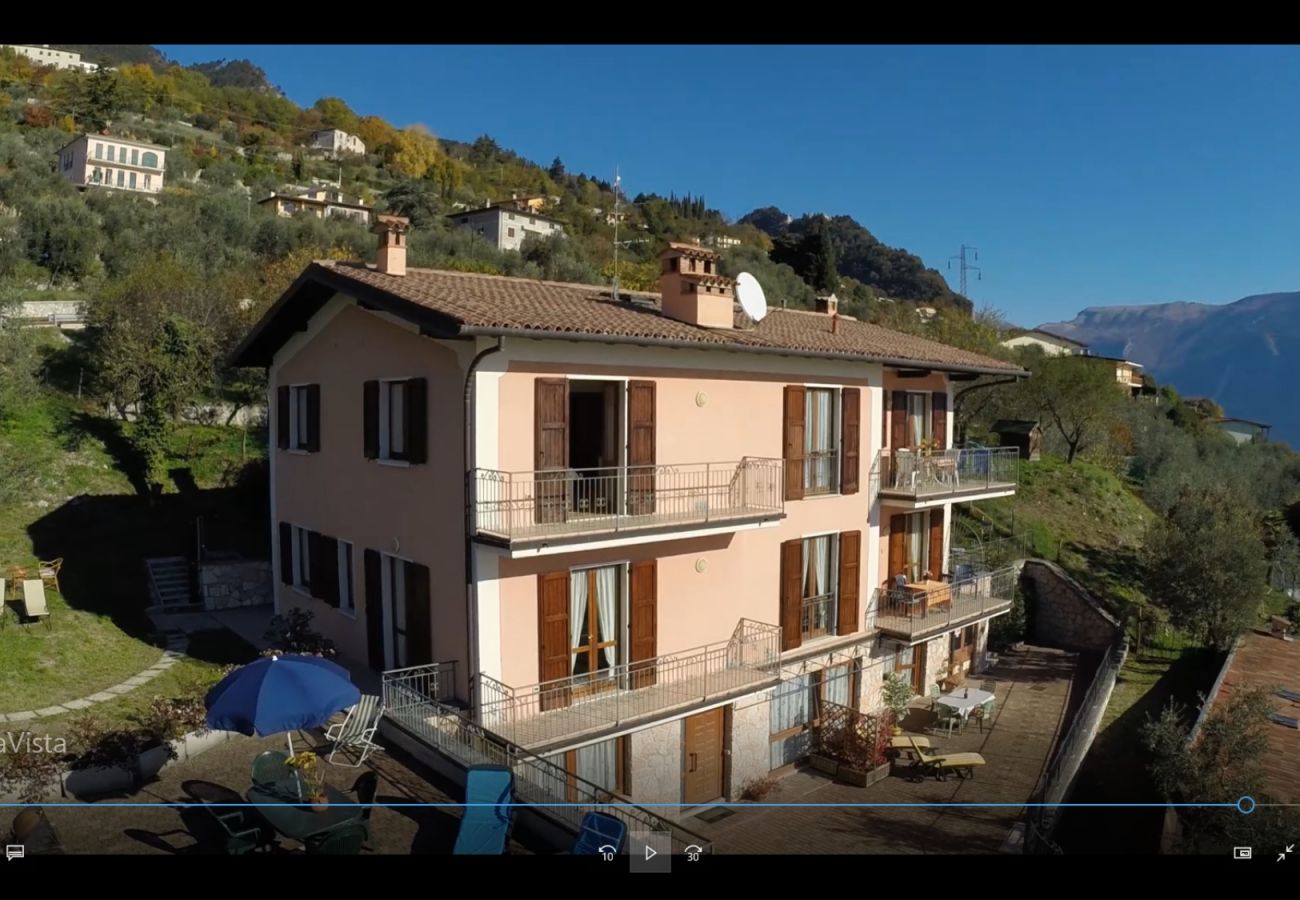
[{"left": 232, "top": 218, "right": 1026, "bottom": 819}]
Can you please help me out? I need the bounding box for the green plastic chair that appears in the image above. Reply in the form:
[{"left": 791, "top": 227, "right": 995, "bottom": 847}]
[
  {"left": 928, "top": 683, "right": 942, "bottom": 710},
  {"left": 973, "top": 698, "right": 997, "bottom": 733},
  {"left": 932, "top": 703, "right": 961, "bottom": 737}
]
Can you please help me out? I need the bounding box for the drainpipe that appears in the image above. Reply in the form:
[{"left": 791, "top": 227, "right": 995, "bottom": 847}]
[{"left": 464, "top": 337, "right": 504, "bottom": 712}]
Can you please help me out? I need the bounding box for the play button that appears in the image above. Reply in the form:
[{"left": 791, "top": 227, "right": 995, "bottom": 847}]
[
  {"left": 631, "top": 831, "right": 672, "bottom": 873},
  {"left": 645, "top": 845, "right": 657, "bottom": 861}
]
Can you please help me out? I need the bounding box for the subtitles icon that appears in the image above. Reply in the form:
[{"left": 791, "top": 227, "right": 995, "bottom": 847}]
[
  {"left": 5, "top": 845, "right": 24, "bottom": 861},
  {"left": 1233, "top": 847, "right": 1253, "bottom": 860}
]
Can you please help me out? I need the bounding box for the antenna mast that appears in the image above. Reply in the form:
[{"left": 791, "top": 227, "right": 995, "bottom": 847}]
[
  {"left": 612, "top": 165, "right": 621, "bottom": 302},
  {"left": 947, "top": 244, "right": 981, "bottom": 298}
]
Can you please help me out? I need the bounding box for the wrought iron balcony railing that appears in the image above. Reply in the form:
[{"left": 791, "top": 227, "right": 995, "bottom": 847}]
[
  {"left": 868, "top": 565, "right": 1019, "bottom": 641},
  {"left": 875, "top": 446, "right": 1020, "bottom": 501}
]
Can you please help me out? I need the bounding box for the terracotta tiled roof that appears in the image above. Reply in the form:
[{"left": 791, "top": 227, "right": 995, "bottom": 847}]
[
  {"left": 235, "top": 260, "right": 1025, "bottom": 374},
  {"left": 1209, "top": 629, "right": 1300, "bottom": 803}
]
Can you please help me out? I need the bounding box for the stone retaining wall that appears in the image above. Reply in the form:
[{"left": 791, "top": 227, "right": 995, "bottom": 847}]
[
  {"left": 200, "top": 560, "right": 272, "bottom": 610},
  {"left": 1020, "top": 559, "right": 1122, "bottom": 651}
]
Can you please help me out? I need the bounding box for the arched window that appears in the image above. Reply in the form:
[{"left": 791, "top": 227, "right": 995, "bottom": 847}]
[{"left": 141, "top": 151, "right": 159, "bottom": 169}]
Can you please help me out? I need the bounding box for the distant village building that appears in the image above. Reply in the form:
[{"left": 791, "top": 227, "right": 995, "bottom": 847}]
[
  {"left": 309, "top": 129, "right": 366, "bottom": 157},
  {"left": 703, "top": 234, "right": 742, "bottom": 249},
  {"left": 1000, "top": 328, "right": 1089, "bottom": 357},
  {"left": 990, "top": 420, "right": 1043, "bottom": 461},
  {"left": 57, "top": 134, "right": 166, "bottom": 194},
  {"left": 1089, "top": 355, "right": 1145, "bottom": 397},
  {"left": 449, "top": 200, "right": 565, "bottom": 252},
  {"left": 1214, "top": 417, "right": 1271, "bottom": 445},
  {"left": 1, "top": 44, "right": 100, "bottom": 72},
  {"left": 259, "top": 188, "right": 373, "bottom": 225}
]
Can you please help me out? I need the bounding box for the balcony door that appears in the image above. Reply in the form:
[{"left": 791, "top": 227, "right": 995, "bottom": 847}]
[{"left": 570, "top": 563, "right": 624, "bottom": 691}]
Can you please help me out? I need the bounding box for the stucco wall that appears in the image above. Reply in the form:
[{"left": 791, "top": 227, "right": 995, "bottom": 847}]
[
  {"left": 629, "top": 718, "right": 683, "bottom": 814},
  {"left": 271, "top": 303, "right": 470, "bottom": 685},
  {"left": 1021, "top": 559, "right": 1122, "bottom": 652}
]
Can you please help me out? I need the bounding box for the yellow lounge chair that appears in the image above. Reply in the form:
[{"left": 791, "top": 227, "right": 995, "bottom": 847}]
[{"left": 907, "top": 737, "right": 985, "bottom": 782}]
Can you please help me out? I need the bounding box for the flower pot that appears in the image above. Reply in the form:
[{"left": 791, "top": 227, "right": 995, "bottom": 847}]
[
  {"left": 809, "top": 753, "right": 838, "bottom": 776},
  {"left": 838, "top": 761, "right": 892, "bottom": 788},
  {"left": 890, "top": 724, "right": 903, "bottom": 736},
  {"left": 310, "top": 796, "right": 329, "bottom": 813}
]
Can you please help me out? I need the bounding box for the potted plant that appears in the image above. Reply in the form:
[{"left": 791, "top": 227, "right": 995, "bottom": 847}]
[
  {"left": 882, "top": 673, "right": 913, "bottom": 736},
  {"left": 286, "top": 752, "right": 328, "bottom": 812}
]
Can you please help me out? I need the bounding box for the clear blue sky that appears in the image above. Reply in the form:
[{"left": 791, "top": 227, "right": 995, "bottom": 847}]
[{"left": 159, "top": 44, "right": 1300, "bottom": 325}]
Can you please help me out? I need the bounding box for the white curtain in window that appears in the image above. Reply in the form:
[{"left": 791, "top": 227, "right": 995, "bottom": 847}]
[
  {"left": 770, "top": 675, "right": 813, "bottom": 769},
  {"left": 569, "top": 572, "right": 587, "bottom": 672},
  {"left": 595, "top": 566, "right": 619, "bottom": 668},
  {"left": 576, "top": 739, "right": 618, "bottom": 794},
  {"left": 909, "top": 394, "right": 926, "bottom": 447},
  {"left": 824, "top": 667, "right": 851, "bottom": 707},
  {"left": 908, "top": 514, "right": 926, "bottom": 581},
  {"left": 812, "top": 535, "right": 830, "bottom": 597}
]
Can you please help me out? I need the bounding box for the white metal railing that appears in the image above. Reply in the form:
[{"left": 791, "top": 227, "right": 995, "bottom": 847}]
[
  {"left": 381, "top": 665, "right": 713, "bottom": 855},
  {"left": 878, "top": 447, "right": 1020, "bottom": 499},
  {"left": 476, "top": 619, "right": 783, "bottom": 748},
  {"left": 472, "top": 458, "right": 784, "bottom": 542},
  {"left": 868, "top": 565, "right": 1019, "bottom": 639}
]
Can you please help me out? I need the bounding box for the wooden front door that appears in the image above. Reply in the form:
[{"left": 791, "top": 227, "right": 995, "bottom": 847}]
[{"left": 683, "top": 708, "right": 725, "bottom": 805}]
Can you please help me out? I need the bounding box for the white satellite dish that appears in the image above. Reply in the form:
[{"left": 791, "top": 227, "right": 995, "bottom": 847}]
[{"left": 735, "top": 271, "right": 769, "bottom": 322}]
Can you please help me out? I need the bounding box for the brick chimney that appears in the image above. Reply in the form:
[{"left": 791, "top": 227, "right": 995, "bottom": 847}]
[
  {"left": 372, "top": 214, "right": 409, "bottom": 277},
  {"left": 658, "top": 243, "right": 735, "bottom": 329}
]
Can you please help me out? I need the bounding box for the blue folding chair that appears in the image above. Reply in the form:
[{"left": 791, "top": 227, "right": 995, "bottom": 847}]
[
  {"left": 572, "top": 811, "right": 627, "bottom": 855},
  {"left": 453, "top": 766, "right": 515, "bottom": 855}
]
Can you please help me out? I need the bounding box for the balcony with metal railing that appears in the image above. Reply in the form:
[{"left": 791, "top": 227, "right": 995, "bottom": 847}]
[
  {"left": 873, "top": 447, "right": 1019, "bottom": 508},
  {"left": 475, "top": 619, "right": 783, "bottom": 752},
  {"left": 471, "top": 458, "right": 784, "bottom": 551},
  {"left": 868, "top": 565, "right": 1019, "bottom": 642}
]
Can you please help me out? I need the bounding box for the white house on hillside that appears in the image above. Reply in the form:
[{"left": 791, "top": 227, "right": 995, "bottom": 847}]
[
  {"left": 310, "top": 129, "right": 366, "bottom": 157},
  {"left": 2, "top": 45, "right": 100, "bottom": 72},
  {"left": 448, "top": 201, "right": 565, "bottom": 252},
  {"left": 57, "top": 134, "right": 167, "bottom": 194},
  {"left": 1000, "top": 328, "right": 1089, "bottom": 356}
]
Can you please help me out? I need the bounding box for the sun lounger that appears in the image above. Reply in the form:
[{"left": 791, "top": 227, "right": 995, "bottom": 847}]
[
  {"left": 22, "top": 579, "right": 49, "bottom": 625},
  {"left": 325, "top": 694, "right": 383, "bottom": 766},
  {"left": 453, "top": 766, "right": 515, "bottom": 855},
  {"left": 1278, "top": 689, "right": 1300, "bottom": 703},
  {"left": 906, "top": 737, "right": 986, "bottom": 781}
]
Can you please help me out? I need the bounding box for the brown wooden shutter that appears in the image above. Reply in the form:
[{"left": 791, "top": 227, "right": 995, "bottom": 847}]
[
  {"left": 932, "top": 391, "right": 948, "bottom": 450},
  {"left": 307, "top": 530, "right": 325, "bottom": 598},
  {"left": 364, "top": 549, "right": 384, "bottom": 670},
  {"left": 276, "top": 386, "right": 290, "bottom": 450},
  {"left": 629, "top": 560, "right": 658, "bottom": 688},
  {"left": 363, "top": 380, "right": 379, "bottom": 460},
  {"left": 538, "top": 571, "right": 572, "bottom": 711},
  {"left": 627, "top": 381, "right": 657, "bottom": 515},
  {"left": 404, "top": 560, "right": 433, "bottom": 666},
  {"left": 278, "top": 522, "right": 293, "bottom": 584},
  {"left": 405, "top": 377, "right": 428, "bottom": 464},
  {"left": 305, "top": 384, "right": 321, "bottom": 452},
  {"left": 319, "top": 535, "right": 340, "bottom": 607},
  {"left": 783, "top": 386, "right": 806, "bottom": 501},
  {"left": 888, "top": 514, "right": 907, "bottom": 580},
  {"left": 837, "top": 530, "right": 861, "bottom": 636},
  {"left": 840, "top": 388, "right": 860, "bottom": 495},
  {"left": 929, "top": 507, "right": 945, "bottom": 578},
  {"left": 780, "top": 538, "right": 803, "bottom": 651},
  {"left": 890, "top": 390, "right": 908, "bottom": 449},
  {"left": 534, "top": 378, "right": 569, "bottom": 525}
]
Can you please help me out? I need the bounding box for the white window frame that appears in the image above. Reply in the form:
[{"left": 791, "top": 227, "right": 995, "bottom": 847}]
[
  {"left": 290, "top": 525, "right": 311, "bottom": 594},
  {"left": 568, "top": 561, "right": 630, "bottom": 677},
  {"left": 904, "top": 391, "right": 933, "bottom": 448},
  {"left": 377, "top": 378, "right": 413, "bottom": 464},
  {"left": 380, "top": 551, "right": 408, "bottom": 669},
  {"left": 337, "top": 540, "right": 355, "bottom": 618},
  {"left": 800, "top": 531, "right": 840, "bottom": 642},
  {"left": 802, "top": 384, "right": 843, "bottom": 496},
  {"left": 288, "top": 383, "right": 312, "bottom": 452}
]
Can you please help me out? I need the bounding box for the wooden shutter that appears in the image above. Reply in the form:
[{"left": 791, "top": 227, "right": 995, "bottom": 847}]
[
  {"left": 888, "top": 514, "right": 907, "bottom": 580},
  {"left": 405, "top": 378, "right": 428, "bottom": 464},
  {"left": 278, "top": 522, "right": 293, "bottom": 584},
  {"left": 363, "top": 380, "right": 379, "bottom": 460},
  {"left": 538, "top": 571, "right": 572, "bottom": 711},
  {"left": 929, "top": 507, "right": 945, "bottom": 578},
  {"left": 276, "top": 386, "right": 290, "bottom": 449},
  {"left": 629, "top": 560, "right": 658, "bottom": 688},
  {"left": 404, "top": 560, "right": 433, "bottom": 666},
  {"left": 534, "top": 378, "right": 569, "bottom": 525},
  {"left": 780, "top": 538, "right": 803, "bottom": 651},
  {"left": 932, "top": 391, "right": 948, "bottom": 450},
  {"left": 305, "top": 384, "right": 321, "bottom": 452},
  {"left": 307, "top": 530, "right": 325, "bottom": 598},
  {"left": 890, "top": 390, "right": 907, "bottom": 449},
  {"left": 627, "top": 381, "right": 657, "bottom": 515},
  {"left": 783, "top": 386, "right": 806, "bottom": 502},
  {"left": 840, "top": 388, "right": 860, "bottom": 495},
  {"left": 837, "top": 531, "right": 861, "bottom": 636},
  {"left": 364, "top": 549, "right": 384, "bottom": 670},
  {"left": 319, "top": 535, "right": 340, "bottom": 607}
]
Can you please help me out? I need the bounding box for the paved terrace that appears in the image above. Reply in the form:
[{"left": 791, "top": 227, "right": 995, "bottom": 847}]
[
  {"left": 32, "top": 731, "right": 541, "bottom": 855},
  {"left": 693, "top": 645, "right": 1092, "bottom": 855}
]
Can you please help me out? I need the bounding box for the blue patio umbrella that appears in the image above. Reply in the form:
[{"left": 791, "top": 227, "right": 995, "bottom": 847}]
[{"left": 205, "top": 655, "right": 361, "bottom": 747}]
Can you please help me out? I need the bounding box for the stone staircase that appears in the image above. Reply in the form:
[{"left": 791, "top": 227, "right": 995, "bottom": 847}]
[{"left": 145, "top": 556, "right": 196, "bottom": 609}]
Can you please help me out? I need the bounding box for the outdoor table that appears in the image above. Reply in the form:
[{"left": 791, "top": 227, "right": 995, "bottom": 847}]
[
  {"left": 245, "top": 779, "right": 360, "bottom": 843},
  {"left": 936, "top": 687, "right": 995, "bottom": 722},
  {"left": 905, "top": 580, "right": 950, "bottom": 615}
]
